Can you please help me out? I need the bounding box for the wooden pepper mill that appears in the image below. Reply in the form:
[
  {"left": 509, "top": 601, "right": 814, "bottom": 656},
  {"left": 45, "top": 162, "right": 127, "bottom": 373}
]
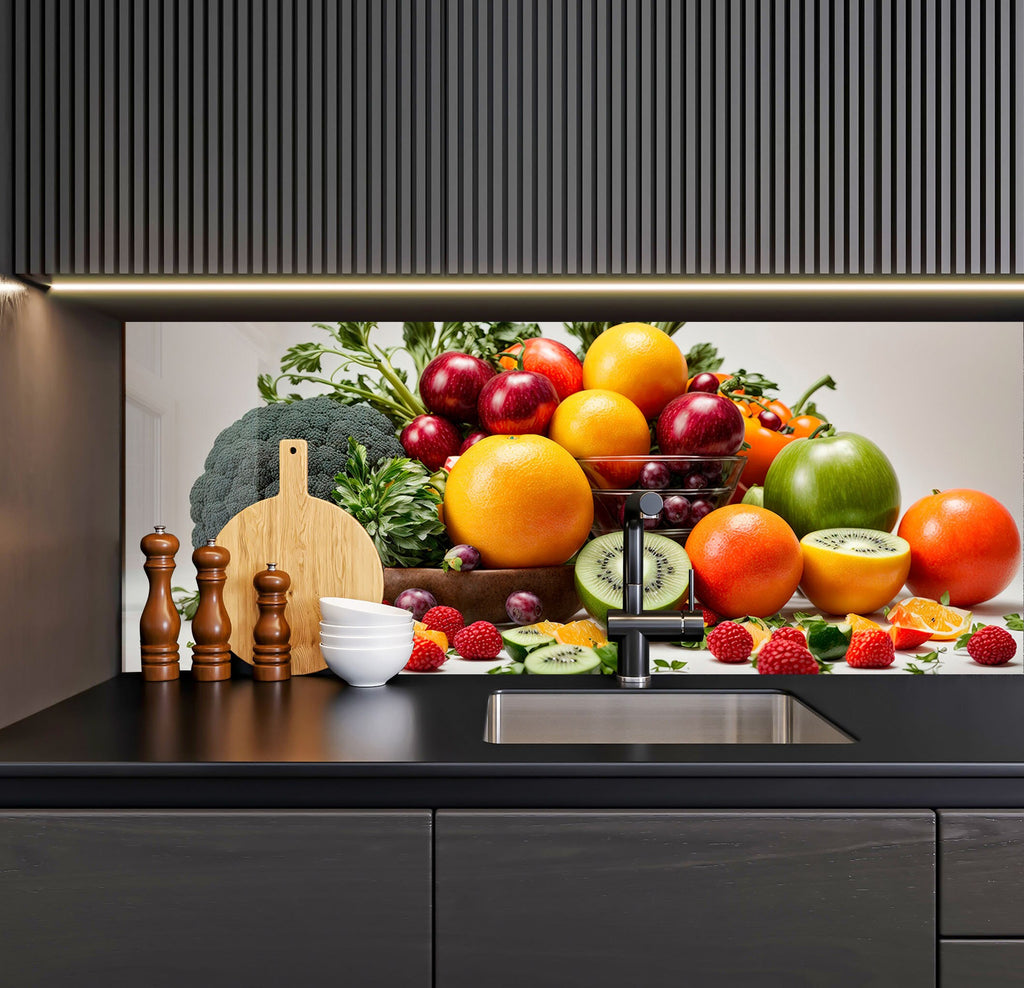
[
  {"left": 140, "top": 525, "right": 181, "bottom": 682},
  {"left": 252, "top": 563, "right": 292, "bottom": 681},
  {"left": 191, "top": 538, "right": 232, "bottom": 682}
]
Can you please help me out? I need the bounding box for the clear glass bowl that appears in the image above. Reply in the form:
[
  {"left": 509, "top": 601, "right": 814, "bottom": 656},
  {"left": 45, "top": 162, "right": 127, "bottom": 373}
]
[{"left": 576, "top": 454, "right": 746, "bottom": 544}]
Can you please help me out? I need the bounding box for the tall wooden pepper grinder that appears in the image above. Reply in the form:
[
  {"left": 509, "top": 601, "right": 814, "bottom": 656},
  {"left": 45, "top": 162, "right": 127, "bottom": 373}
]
[
  {"left": 191, "top": 538, "right": 232, "bottom": 681},
  {"left": 140, "top": 525, "right": 181, "bottom": 681},
  {"left": 252, "top": 563, "right": 291, "bottom": 681}
]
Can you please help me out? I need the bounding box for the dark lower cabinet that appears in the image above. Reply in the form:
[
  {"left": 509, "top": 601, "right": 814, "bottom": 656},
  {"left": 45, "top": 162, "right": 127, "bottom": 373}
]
[
  {"left": 436, "top": 810, "right": 936, "bottom": 988},
  {"left": 940, "top": 941, "right": 1024, "bottom": 988},
  {"left": 0, "top": 811, "right": 432, "bottom": 988}
]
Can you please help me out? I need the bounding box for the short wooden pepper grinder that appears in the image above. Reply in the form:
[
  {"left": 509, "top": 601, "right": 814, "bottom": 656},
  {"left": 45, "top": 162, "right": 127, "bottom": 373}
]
[
  {"left": 191, "top": 538, "right": 232, "bottom": 681},
  {"left": 252, "top": 563, "right": 291, "bottom": 681},
  {"left": 140, "top": 525, "right": 181, "bottom": 681}
]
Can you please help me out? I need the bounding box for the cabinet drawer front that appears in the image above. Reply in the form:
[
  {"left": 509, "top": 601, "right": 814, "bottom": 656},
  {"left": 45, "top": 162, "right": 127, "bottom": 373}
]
[
  {"left": 437, "top": 810, "right": 935, "bottom": 988},
  {"left": 941, "top": 941, "right": 1024, "bottom": 988},
  {"left": 939, "top": 812, "right": 1024, "bottom": 936},
  {"left": 0, "top": 811, "right": 432, "bottom": 987}
]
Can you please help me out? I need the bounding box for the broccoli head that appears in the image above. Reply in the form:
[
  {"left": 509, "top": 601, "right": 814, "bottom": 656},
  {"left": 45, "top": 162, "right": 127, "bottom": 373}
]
[{"left": 189, "top": 397, "right": 404, "bottom": 548}]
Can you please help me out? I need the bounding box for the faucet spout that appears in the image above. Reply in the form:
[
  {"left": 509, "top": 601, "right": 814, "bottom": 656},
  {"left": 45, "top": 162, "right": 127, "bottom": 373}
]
[{"left": 606, "top": 490, "right": 704, "bottom": 688}]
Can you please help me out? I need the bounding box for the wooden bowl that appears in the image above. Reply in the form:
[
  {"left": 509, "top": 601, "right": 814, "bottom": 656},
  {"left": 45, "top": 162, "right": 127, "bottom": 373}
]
[{"left": 383, "top": 566, "right": 581, "bottom": 625}]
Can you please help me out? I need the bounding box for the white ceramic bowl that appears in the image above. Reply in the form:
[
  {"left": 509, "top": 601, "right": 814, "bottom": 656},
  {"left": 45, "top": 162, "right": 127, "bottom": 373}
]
[
  {"left": 320, "top": 629, "right": 414, "bottom": 648},
  {"left": 320, "top": 597, "right": 413, "bottom": 626},
  {"left": 319, "top": 618, "right": 413, "bottom": 636},
  {"left": 319, "top": 640, "right": 412, "bottom": 688}
]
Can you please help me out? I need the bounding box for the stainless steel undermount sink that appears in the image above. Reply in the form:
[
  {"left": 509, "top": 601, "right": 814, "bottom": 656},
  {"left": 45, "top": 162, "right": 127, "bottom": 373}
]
[{"left": 484, "top": 690, "right": 854, "bottom": 745}]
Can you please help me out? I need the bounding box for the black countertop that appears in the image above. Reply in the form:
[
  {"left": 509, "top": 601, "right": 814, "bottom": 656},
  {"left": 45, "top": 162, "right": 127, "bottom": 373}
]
[{"left": 0, "top": 672, "right": 1021, "bottom": 808}]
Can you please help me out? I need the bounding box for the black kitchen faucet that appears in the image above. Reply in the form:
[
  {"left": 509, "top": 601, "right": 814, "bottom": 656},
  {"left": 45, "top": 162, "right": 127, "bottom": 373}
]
[{"left": 605, "top": 491, "right": 706, "bottom": 687}]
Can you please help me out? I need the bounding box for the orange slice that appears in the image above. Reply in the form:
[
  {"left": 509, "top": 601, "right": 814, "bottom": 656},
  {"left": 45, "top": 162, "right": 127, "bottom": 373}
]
[
  {"left": 846, "top": 613, "right": 883, "bottom": 634},
  {"left": 886, "top": 597, "right": 972, "bottom": 641},
  {"left": 555, "top": 619, "right": 609, "bottom": 648},
  {"left": 739, "top": 621, "right": 772, "bottom": 655},
  {"left": 526, "top": 620, "right": 566, "bottom": 638},
  {"left": 413, "top": 624, "right": 448, "bottom": 651}
]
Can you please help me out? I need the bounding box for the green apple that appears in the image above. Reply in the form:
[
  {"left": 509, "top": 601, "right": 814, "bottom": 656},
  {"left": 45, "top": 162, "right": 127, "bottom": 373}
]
[{"left": 763, "top": 432, "right": 900, "bottom": 539}]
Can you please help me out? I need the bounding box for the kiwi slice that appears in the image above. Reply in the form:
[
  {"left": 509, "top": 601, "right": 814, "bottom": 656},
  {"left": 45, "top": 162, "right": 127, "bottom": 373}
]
[
  {"left": 501, "top": 627, "right": 556, "bottom": 662},
  {"left": 523, "top": 643, "right": 601, "bottom": 675},
  {"left": 574, "top": 531, "right": 690, "bottom": 624},
  {"left": 802, "top": 527, "right": 909, "bottom": 556}
]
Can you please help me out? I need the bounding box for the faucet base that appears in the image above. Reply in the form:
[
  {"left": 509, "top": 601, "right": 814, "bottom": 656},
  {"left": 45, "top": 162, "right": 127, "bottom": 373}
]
[{"left": 617, "top": 674, "right": 652, "bottom": 689}]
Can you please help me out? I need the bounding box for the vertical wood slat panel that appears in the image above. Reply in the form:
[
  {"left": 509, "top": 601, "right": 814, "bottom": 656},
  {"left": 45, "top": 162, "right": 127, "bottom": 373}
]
[{"left": 7, "top": 0, "right": 1023, "bottom": 276}]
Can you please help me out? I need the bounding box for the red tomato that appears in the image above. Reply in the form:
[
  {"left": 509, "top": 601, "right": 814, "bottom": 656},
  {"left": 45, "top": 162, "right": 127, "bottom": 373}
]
[
  {"left": 497, "top": 338, "right": 583, "bottom": 402},
  {"left": 739, "top": 414, "right": 795, "bottom": 487}
]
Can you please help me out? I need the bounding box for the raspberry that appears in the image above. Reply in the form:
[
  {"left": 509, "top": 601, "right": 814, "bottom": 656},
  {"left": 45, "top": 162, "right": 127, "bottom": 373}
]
[
  {"left": 404, "top": 636, "right": 447, "bottom": 672},
  {"left": 706, "top": 621, "right": 754, "bottom": 663},
  {"left": 756, "top": 638, "right": 819, "bottom": 675},
  {"left": 966, "top": 625, "right": 1017, "bottom": 666},
  {"left": 453, "top": 621, "right": 503, "bottom": 660},
  {"left": 422, "top": 605, "right": 465, "bottom": 640},
  {"left": 771, "top": 626, "right": 807, "bottom": 645},
  {"left": 845, "top": 630, "right": 896, "bottom": 669},
  {"left": 701, "top": 607, "right": 722, "bottom": 628}
]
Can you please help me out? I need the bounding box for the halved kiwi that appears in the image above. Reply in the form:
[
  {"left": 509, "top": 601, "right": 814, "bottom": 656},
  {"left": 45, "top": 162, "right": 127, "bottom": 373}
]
[
  {"left": 573, "top": 531, "right": 690, "bottom": 624},
  {"left": 523, "top": 643, "right": 601, "bottom": 675},
  {"left": 501, "top": 627, "right": 556, "bottom": 661},
  {"left": 799, "top": 527, "right": 912, "bottom": 615}
]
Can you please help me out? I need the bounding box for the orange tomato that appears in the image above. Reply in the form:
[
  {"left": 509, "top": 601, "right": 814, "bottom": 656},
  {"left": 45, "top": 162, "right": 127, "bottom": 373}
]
[
  {"left": 786, "top": 414, "right": 828, "bottom": 439},
  {"left": 738, "top": 414, "right": 795, "bottom": 487}
]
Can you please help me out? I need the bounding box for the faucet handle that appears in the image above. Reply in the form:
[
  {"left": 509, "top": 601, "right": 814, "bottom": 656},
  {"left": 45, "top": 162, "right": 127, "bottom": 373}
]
[{"left": 687, "top": 572, "right": 695, "bottom": 613}]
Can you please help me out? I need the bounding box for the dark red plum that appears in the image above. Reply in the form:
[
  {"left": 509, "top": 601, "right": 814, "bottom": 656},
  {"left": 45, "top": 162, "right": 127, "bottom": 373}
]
[
  {"left": 505, "top": 590, "right": 545, "bottom": 625},
  {"left": 687, "top": 372, "right": 722, "bottom": 394},
  {"left": 442, "top": 544, "right": 481, "bottom": 573},
  {"left": 394, "top": 588, "right": 437, "bottom": 621}
]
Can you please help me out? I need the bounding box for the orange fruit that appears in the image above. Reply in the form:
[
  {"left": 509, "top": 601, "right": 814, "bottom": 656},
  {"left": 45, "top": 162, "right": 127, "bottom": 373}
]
[
  {"left": 684, "top": 505, "right": 803, "bottom": 618},
  {"left": 555, "top": 619, "right": 609, "bottom": 648},
  {"left": 443, "top": 434, "right": 594, "bottom": 569},
  {"left": 548, "top": 389, "right": 651, "bottom": 459},
  {"left": 846, "top": 613, "right": 883, "bottom": 634},
  {"left": 739, "top": 620, "right": 772, "bottom": 655},
  {"left": 897, "top": 489, "right": 1021, "bottom": 606},
  {"left": 886, "top": 597, "right": 973, "bottom": 641},
  {"left": 582, "top": 323, "right": 687, "bottom": 419}
]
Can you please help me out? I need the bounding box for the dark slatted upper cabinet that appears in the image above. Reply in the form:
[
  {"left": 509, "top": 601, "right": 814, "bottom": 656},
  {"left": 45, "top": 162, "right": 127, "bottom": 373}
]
[{"left": 9, "top": 0, "right": 1024, "bottom": 276}]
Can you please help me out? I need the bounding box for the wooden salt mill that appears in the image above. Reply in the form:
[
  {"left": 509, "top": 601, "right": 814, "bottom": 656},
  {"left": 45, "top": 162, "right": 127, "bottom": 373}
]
[
  {"left": 191, "top": 538, "right": 232, "bottom": 681},
  {"left": 140, "top": 525, "right": 181, "bottom": 682},
  {"left": 252, "top": 563, "right": 291, "bottom": 681}
]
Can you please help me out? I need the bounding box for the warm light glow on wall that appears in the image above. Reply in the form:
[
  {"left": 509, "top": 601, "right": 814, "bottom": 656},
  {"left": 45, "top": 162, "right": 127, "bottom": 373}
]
[{"left": 47, "top": 277, "right": 1024, "bottom": 295}]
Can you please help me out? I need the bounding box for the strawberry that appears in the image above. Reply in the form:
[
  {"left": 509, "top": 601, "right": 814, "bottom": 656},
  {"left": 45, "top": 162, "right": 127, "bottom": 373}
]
[
  {"left": 453, "top": 621, "right": 503, "bottom": 660},
  {"left": 965, "top": 625, "right": 1017, "bottom": 666},
  {"left": 845, "top": 630, "right": 896, "bottom": 669},
  {"left": 706, "top": 621, "right": 754, "bottom": 664},
  {"left": 422, "top": 605, "right": 465, "bottom": 640},
  {"left": 771, "top": 626, "right": 807, "bottom": 645},
  {"left": 756, "top": 638, "right": 819, "bottom": 675},
  {"left": 405, "top": 636, "right": 447, "bottom": 672},
  {"left": 888, "top": 625, "right": 933, "bottom": 650},
  {"left": 700, "top": 607, "right": 722, "bottom": 628}
]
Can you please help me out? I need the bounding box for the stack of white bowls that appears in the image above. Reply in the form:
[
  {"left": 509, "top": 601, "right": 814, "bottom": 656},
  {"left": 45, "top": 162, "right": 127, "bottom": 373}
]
[{"left": 319, "top": 597, "right": 415, "bottom": 687}]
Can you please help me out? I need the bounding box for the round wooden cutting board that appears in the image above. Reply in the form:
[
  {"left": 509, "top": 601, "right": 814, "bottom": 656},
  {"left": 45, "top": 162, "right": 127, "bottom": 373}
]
[{"left": 216, "top": 439, "right": 384, "bottom": 674}]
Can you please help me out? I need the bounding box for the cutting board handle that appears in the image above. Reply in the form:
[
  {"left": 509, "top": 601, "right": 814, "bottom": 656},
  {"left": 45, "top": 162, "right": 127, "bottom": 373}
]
[{"left": 279, "top": 439, "right": 310, "bottom": 500}]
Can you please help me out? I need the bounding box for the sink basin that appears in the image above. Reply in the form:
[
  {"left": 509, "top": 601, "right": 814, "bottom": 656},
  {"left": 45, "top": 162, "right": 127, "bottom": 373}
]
[{"left": 484, "top": 690, "right": 854, "bottom": 744}]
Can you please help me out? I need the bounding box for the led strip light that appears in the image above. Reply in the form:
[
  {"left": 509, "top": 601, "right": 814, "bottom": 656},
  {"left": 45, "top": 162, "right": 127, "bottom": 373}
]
[{"left": 48, "top": 278, "right": 1024, "bottom": 294}]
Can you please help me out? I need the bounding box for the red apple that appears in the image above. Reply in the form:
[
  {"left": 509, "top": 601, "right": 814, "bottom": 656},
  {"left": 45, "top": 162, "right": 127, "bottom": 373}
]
[
  {"left": 656, "top": 392, "right": 745, "bottom": 456},
  {"left": 418, "top": 352, "right": 496, "bottom": 424},
  {"left": 458, "top": 430, "right": 489, "bottom": 454},
  {"left": 400, "top": 414, "right": 461, "bottom": 471},
  {"left": 477, "top": 371, "right": 559, "bottom": 435},
  {"left": 498, "top": 338, "right": 583, "bottom": 401}
]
